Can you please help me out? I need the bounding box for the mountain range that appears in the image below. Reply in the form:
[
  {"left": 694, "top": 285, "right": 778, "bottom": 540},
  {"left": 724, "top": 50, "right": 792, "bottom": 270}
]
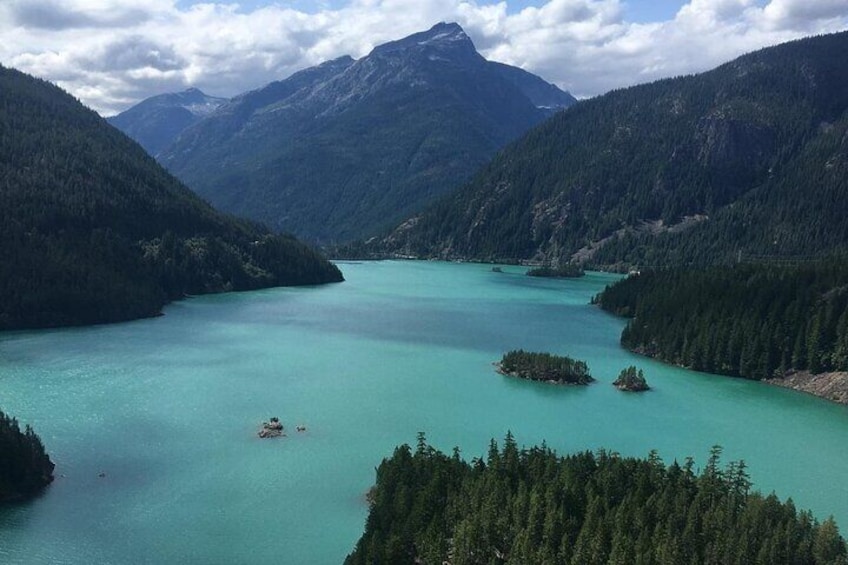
[
  {"left": 111, "top": 23, "right": 575, "bottom": 243},
  {"left": 0, "top": 65, "right": 342, "bottom": 331},
  {"left": 107, "top": 88, "right": 226, "bottom": 157},
  {"left": 374, "top": 30, "right": 848, "bottom": 268}
]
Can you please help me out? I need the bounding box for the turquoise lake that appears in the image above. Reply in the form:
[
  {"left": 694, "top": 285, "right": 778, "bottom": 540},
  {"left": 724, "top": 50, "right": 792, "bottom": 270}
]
[{"left": 1, "top": 261, "right": 847, "bottom": 563}]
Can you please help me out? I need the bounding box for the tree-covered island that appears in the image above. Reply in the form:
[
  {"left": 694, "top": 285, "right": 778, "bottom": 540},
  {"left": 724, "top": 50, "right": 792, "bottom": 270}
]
[
  {"left": 613, "top": 366, "right": 650, "bottom": 392},
  {"left": 347, "top": 435, "right": 847, "bottom": 564},
  {"left": 526, "top": 264, "right": 585, "bottom": 278},
  {"left": 0, "top": 409, "right": 54, "bottom": 503},
  {"left": 496, "top": 350, "right": 593, "bottom": 385}
]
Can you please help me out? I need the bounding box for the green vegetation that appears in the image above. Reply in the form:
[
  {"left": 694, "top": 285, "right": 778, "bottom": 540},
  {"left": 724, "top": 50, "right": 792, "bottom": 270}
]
[
  {"left": 613, "top": 366, "right": 650, "bottom": 391},
  {"left": 347, "top": 435, "right": 847, "bottom": 564},
  {"left": 0, "top": 65, "right": 342, "bottom": 330},
  {"left": 376, "top": 31, "right": 848, "bottom": 267},
  {"left": 497, "top": 350, "right": 593, "bottom": 385},
  {"left": 595, "top": 261, "right": 848, "bottom": 380},
  {"left": 0, "top": 409, "right": 54, "bottom": 502},
  {"left": 526, "top": 264, "right": 584, "bottom": 278}
]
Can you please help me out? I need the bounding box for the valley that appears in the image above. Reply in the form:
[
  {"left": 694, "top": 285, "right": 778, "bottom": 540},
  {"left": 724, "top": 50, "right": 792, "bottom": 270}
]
[{"left": 2, "top": 13, "right": 848, "bottom": 564}]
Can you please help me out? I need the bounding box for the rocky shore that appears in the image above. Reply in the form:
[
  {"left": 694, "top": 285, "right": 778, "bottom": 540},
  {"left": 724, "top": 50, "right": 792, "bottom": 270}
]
[
  {"left": 765, "top": 371, "right": 848, "bottom": 405},
  {"left": 258, "top": 417, "right": 284, "bottom": 438}
]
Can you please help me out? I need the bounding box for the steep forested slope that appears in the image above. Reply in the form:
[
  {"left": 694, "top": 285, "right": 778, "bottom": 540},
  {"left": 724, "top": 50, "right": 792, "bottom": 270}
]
[
  {"left": 156, "top": 23, "right": 574, "bottom": 243},
  {"left": 0, "top": 65, "right": 342, "bottom": 331},
  {"left": 378, "top": 31, "right": 848, "bottom": 266}
]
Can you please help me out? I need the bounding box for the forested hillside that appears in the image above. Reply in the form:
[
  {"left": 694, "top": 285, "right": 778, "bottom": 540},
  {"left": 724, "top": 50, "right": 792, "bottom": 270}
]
[
  {"left": 157, "top": 23, "right": 574, "bottom": 243},
  {"left": 377, "top": 31, "right": 848, "bottom": 267},
  {"left": 0, "top": 409, "right": 54, "bottom": 503},
  {"left": 595, "top": 260, "right": 848, "bottom": 380},
  {"left": 0, "top": 65, "right": 342, "bottom": 331},
  {"left": 347, "top": 436, "right": 847, "bottom": 564}
]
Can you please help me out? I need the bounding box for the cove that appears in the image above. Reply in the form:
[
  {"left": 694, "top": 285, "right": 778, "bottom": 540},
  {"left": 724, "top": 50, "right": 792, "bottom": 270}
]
[{"left": 1, "top": 261, "right": 847, "bottom": 564}]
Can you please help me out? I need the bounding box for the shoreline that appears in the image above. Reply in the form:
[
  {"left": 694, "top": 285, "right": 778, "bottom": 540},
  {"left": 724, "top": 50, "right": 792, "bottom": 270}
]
[
  {"left": 504, "top": 343, "right": 848, "bottom": 405},
  {"left": 627, "top": 345, "right": 848, "bottom": 406},
  {"left": 764, "top": 371, "right": 848, "bottom": 406}
]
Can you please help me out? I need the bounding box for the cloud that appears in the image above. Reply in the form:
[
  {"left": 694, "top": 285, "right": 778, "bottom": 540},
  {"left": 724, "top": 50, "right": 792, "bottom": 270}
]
[
  {"left": 763, "top": 0, "right": 848, "bottom": 30},
  {"left": 0, "top": 0, "right": 845, "bottom": 115},
  {"left": 7, "top": 0, "right": 158, "bottom": 30}
]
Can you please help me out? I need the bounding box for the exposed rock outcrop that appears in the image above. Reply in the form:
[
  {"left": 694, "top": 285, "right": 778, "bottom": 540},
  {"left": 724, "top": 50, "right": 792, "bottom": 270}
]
[
  {"left": 258, "top": 417, "right": 285, "bottom": 438},
  {"left": 765, "top": 371, "right": 848, "bottom": 405}
]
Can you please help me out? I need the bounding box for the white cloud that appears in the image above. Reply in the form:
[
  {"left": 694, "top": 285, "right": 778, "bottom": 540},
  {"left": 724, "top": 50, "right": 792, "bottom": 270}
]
[
  {"left": 763, "top": 0, "right": 848, "bottom": 30},
  {"left": 0, "top": 0, "right": 845, "bottom": 115}
]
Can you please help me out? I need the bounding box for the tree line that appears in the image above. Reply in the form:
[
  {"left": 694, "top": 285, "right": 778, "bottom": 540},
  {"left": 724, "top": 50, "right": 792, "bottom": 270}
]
[
  {"left": 347, "top": 434, "right": 847, "bottom": 564},
  {"left": 0, "top": 409, "right": 54, "bottom": 503},
  {"left": 594, "top": 260, "right": 848, "bottom": 379}
]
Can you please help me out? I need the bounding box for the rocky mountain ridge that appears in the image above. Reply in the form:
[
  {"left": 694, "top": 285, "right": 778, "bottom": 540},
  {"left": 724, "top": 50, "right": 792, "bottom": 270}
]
[
  {"left": 107, "top": 87, "right": 226, "bottom": 157},
  {"left": 112, "top": 22, "right": 575, "bottom": 243}
]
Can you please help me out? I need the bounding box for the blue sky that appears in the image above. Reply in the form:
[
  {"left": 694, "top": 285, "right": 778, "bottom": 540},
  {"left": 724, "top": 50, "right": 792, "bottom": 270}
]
[{"left": 2, "top": 0, "right": 845, "bottom": 115}]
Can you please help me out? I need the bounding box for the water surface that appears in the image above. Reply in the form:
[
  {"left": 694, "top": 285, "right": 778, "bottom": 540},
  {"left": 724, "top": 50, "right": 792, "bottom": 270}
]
[{"left": 1, "top": 261, "right": 847, "bottom": 563}]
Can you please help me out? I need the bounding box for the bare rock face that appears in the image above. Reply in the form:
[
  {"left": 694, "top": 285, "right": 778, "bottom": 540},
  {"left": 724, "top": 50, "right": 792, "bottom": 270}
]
[
  {"left": 766, "top": 371, "right": 848, "bottom": 405},
  {"left": 258, "top": 417, "right": 285, "bottom": 438}
]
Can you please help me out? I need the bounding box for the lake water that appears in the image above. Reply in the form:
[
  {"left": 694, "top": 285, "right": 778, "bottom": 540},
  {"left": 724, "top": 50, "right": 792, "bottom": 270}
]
[{"left": 1, "top": 261, "right": 847, "bottom": 564}]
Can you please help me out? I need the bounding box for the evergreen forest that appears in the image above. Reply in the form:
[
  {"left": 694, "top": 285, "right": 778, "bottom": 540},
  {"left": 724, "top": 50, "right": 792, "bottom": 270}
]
[
  {"left": 526, "top": 264, "right": 585, "bottom": 278},
  {"left": 595, "top": 261, "right": 848, "bottom": 379},
  {"left": 0, "top": 65, "right": 342, "bottom": 330},
  {"left": 497, "top": 350, "right": 593, "bottom": 385},
  {"left": 0, "top": 409, "right": 54, "bottom": 503},
  {"left": 347, "top": 435, "right": 847, "bottom": 564},
  {"left": 613, "top": 366, "right": 650, "bottom": 392}
]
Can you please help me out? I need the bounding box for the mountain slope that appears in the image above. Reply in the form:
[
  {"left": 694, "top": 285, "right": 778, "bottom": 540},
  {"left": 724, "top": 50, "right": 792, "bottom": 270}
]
[
  {"left": 377, "top": 31, "right": 848, "bottom": 266},
  {"left": 0, "top": 65, "right": 342, "bottom": 331},
  {"left": 155, "top": 22, "right": 575, "bottom": 243},
  {"left": 592, "top": 105, "right": 848, "bottom": 267},
  {"left": 107, "top": 88, "right": 226, "bottom": 157}
]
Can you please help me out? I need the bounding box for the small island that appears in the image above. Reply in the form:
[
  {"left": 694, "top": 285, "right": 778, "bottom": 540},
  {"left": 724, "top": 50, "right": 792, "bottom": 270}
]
[
  {"left": 0, "top": 409, "right": 54, "bottom": 503},
  {"left": 496, "top": 350, "right": 594, "bottom": 385},
  {"left": 526, "top": 263, "right": 584, "bottom": 278},
  {"left": 613, "top": 366, "right": 650, "bottom": 392},
  {"left": 258, "top": 417, "right": 285, "bottom": 438}
]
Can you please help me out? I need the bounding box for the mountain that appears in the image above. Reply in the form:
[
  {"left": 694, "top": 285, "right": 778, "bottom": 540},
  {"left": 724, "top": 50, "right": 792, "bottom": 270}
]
[
  {"left": 375, "top": 31, "right": 848, "bottom": 267},
  {"left": 152, "top": 22, "right": 575, "bottom": 243},
  {"left": 107, "top": 88, "right": 226, "bottom": 157},
  {"left": 0, "top": 65, "right": 342, "bottom": 331}
]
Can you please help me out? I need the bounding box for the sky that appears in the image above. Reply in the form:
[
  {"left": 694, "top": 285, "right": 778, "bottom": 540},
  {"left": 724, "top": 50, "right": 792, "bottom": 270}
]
[{"left": 1, "top": 0, "right": 847, "bottom": 116}]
